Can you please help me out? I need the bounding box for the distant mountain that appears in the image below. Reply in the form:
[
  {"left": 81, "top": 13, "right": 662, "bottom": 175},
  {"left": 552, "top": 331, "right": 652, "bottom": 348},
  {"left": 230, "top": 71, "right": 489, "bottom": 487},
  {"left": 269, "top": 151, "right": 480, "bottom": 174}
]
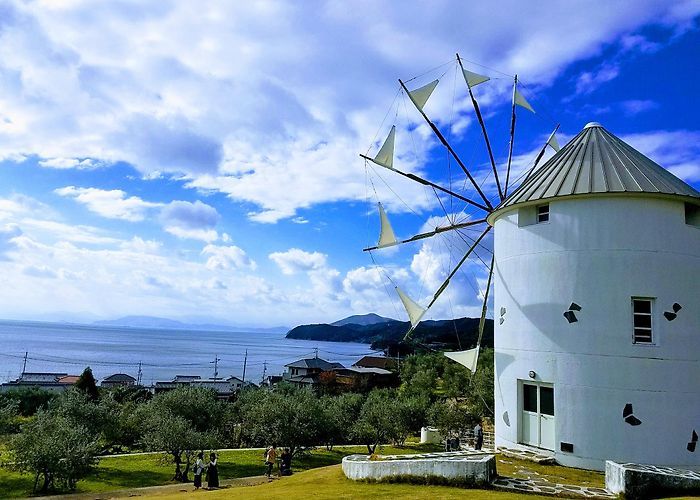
[
  {"left": 93, "top": 316, "right": 288, "bottom": 333},
  {"left": 331, "top": 313, "right": 397, "bottom": 327},
  {"left": 286, "top": 316, "right": 493, "bottom": 353}
]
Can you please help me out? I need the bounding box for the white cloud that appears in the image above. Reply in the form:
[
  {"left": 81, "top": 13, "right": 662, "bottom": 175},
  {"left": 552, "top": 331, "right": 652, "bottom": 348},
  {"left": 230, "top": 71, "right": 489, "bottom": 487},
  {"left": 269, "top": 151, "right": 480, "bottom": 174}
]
[
  {"left": 55, "top": 186, "right": 162, "bottom": 221},
  {"left": 160, "top": 200, "right": 220, "bottom": 241},
  {"left": 575, "top": 63, "right": 620, "bottom": 95},
  {"left": 202, "top": 244, "right": 256, "bottom": 271},
  {"left": 622, "top": 129, "right": 700, "bottom": 184},
  {"left": 620, "top": 99, "right": 659, "bottom": 116},
  {"left": 0, "top": 223, "right": 22, "bottom": 260},
  {"left": 0, "top": 0, "right": 696, "bottom": 224},
  {"left": 269, "top": 248, "right": 329, "bottom": 275}
]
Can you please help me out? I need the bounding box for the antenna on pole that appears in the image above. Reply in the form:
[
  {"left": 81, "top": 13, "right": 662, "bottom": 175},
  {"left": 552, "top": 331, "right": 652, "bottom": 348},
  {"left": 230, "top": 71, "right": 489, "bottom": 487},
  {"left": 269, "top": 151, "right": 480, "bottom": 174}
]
[
  {"left": 21, "top": 351, "right": 28, "bottom": 379},
  {"left": 242, "top": 350, "right": 248, "bottom": 385},
  {"left": 211, "top": 355, "right": 221, "bottom": 380},
  {"left": 137, "top": 361, "right": 142, "bottom": 386}
]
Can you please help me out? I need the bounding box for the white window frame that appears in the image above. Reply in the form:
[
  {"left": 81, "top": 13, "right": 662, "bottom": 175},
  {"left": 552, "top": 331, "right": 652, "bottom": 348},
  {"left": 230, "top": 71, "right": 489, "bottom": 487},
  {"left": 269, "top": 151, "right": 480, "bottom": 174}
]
[
  {"left": 536, "top": 204, "right": 550, "bottom": 223},
  {"left": 631, "top": 297, "right": 654, "bottom": 344}
]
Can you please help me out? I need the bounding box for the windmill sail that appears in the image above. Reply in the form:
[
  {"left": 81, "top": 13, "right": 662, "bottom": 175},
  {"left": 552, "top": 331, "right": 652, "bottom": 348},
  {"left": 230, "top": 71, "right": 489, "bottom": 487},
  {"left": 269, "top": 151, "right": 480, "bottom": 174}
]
[
  {"left": 371, "top": 126, "right": 396, "bottom": 169},
  {"left": 377, "top": 203, "right": 398, "bottom": 248},
  {"left": 407, "top": 79, "right": 439, "bottom": 111},
  {"left": 514, "top": 88, "right": 535, "bottom": 113},
  {"left": 396, "top": 286, "right": 426, "bottom": 327},
  {"left": 462, "top": 69, "right": 489, "bottom": 89},
  {"left": 445, "top": 347, "right": 479, "bottom": 373},
  {"left": 547, "top": 129, "right": 561, "bottom": 151}
]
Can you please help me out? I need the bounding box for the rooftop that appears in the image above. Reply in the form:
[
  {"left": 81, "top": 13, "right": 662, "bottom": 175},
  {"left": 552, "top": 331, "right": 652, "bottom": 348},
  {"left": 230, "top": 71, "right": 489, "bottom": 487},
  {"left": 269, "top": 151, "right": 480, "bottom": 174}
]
[{"left": 491, "top": 122, "right": 700, "bottom": 220}]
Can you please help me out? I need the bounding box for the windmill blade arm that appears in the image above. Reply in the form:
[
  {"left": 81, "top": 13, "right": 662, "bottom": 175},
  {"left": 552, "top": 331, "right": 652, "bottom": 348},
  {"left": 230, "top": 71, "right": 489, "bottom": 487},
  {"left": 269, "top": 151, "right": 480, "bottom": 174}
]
[
  {"left": 403, "top": 225, "right": 492, "bottom": 341},
  {"left": 456, "top": 53, "right": 504, "bottom": 201},
  {"left": 361, "top": 153, "right": 490, "bottom": 211},
  {"left": 363, "top": 218, "right": 487, "bottom": 252},
  {"left": 398, "top": 79, "right": 493, "bottom": 211},
  {"left": 524, "top": 124, "right": 560, "bottom": 182},
  {"left": 476, "top": 255, "right": 495, "bottom": 347}
]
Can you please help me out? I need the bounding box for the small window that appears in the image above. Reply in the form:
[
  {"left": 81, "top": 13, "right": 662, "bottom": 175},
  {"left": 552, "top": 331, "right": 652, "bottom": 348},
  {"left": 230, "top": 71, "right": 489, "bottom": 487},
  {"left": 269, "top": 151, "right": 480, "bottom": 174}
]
[
  {"left": 686, "top": 203, "right": 700, "bottom": 227},
  {"left": 537, "top": 204, "right": 549, "bottom": 223},
  {"left": 540, "top": 386, "right": 554, "bottom": 416},
  {"left": 632, "top": 298, "right": 654, "bottom": 344}
]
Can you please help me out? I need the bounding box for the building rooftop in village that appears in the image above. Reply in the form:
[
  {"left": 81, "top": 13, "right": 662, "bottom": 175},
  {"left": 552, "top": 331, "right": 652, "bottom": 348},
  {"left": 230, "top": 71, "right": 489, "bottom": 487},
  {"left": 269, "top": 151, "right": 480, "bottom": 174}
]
[{"left": 285, "top": 358, "right": 344, "bottom": 370}]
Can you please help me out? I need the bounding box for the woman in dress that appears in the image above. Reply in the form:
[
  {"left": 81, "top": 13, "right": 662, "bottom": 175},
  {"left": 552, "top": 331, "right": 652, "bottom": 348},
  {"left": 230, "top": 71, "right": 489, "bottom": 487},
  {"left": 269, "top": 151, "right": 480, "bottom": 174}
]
[
  {"left": 193, "top": 452, "right": 205, "bottom": 490},
  {"left": 207, "top": 452, "right": 219, "bottom": 489}
]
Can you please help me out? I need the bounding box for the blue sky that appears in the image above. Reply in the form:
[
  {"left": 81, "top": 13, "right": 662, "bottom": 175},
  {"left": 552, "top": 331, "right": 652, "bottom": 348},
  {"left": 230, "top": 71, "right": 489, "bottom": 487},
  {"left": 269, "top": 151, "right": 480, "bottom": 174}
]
[{"left": 0, "top": 0, "right": 698, "bottom": 327}]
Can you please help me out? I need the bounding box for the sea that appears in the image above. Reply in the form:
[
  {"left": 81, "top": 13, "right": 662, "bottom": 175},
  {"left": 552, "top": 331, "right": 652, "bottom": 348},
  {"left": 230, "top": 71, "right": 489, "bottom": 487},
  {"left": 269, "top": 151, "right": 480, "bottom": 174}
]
[{"left": 0, "top": 320, "right": 382, "bottom": 386}]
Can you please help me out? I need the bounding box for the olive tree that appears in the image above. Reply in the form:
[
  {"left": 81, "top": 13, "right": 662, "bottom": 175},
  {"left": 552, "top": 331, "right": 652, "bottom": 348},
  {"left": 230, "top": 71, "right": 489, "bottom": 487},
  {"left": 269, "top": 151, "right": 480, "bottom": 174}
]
[
  {"left": 142, "top": 386, "right": 224, "bottom": 481},
  {"left": 9, "top": 411, "right": 99, "bottom": 493}
]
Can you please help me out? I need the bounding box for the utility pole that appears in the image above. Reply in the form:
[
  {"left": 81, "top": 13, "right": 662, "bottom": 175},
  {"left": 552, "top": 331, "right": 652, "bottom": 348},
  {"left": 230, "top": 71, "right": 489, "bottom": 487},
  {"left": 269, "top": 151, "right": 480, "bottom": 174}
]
[
  {"left": 241, "top": 349, "right": 248, "bottom": 385},
  {"left": 211, "top": 355, "right": 221, "bottom": 380},
  {"left": 21, "top": 351, "right": 28, "bottom": 378},
  {"left": 261, "top": 360, "right": 267, "bottom": 385},
  {"left": 314, "top": 347, "right": 319, "bottom": 359},
  {"left": 137, "top": 361, "right": 142, "bottom": 386}
]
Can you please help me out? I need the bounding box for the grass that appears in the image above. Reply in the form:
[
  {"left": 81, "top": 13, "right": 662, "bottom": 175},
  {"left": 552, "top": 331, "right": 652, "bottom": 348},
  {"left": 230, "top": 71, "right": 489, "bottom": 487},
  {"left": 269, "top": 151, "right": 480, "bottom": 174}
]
[
  {"left": 142, "top": 465, "right": 555, "bottom": 500},
  {"left": 0, "top": 444, "right": 441, "bottom": 498}
]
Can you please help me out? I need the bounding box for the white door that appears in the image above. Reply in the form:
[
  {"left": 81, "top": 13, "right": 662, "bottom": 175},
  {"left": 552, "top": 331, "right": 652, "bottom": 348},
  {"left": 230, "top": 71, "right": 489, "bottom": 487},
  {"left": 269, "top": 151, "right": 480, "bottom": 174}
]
[{"left": 521, "top": 382, "right": 555, "bottom": 450}]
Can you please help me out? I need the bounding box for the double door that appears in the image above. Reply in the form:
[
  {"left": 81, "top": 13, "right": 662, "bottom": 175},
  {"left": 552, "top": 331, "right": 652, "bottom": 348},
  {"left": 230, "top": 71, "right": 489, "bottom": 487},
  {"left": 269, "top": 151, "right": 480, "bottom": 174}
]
[{"left": 520, "top": 382, "right": 554, "bottom": 450}]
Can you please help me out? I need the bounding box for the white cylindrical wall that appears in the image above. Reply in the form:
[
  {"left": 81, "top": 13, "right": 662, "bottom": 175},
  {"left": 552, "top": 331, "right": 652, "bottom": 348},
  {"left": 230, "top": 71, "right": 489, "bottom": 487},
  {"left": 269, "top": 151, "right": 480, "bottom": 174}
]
[{"left": 492, "top": 195, "right": 700, "bottom": 470}]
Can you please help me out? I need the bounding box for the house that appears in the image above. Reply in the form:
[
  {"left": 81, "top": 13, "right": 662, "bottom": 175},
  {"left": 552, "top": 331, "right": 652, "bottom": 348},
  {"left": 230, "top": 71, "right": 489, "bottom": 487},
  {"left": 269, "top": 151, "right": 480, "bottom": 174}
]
[
  {"left": 352, "top": 355, "right": 396, "bottom": 371},
  {"left": 261, "top": 375, "right": 283, "bottom": 387},
  {"left": 0, "top": 372, "right": 78, "bottom": 393},
  {"left": 488, "top": 122, "right": 700, "bottom": 470},
  {"left": 333, "top": 366, "right": 397, "bottom": 390},
  {"left": 101, "top": 373, "right": 137, "bottom": 388},
  {"left": 283, "top": 357, "right": 344, "bottom": 386},
  {"left": 152, "top": 374, "right": 252, "bottom": 398}
]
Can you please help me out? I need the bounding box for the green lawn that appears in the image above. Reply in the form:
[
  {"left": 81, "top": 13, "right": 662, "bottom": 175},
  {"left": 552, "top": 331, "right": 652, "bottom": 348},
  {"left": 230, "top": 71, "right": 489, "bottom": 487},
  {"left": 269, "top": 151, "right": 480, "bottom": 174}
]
[
  {"left": 147, "top": 465, "right": 554, "bottom": 500},
  {"left": 0, "top": 444, "right": 442, "bottom": 498}
]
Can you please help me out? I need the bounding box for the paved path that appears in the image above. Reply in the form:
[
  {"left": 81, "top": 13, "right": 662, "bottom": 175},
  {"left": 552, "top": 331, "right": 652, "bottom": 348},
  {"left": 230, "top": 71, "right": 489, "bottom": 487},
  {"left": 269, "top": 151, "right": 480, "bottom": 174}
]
[{"left": 35, "top": 476, "right": 271, "bottom": 500}]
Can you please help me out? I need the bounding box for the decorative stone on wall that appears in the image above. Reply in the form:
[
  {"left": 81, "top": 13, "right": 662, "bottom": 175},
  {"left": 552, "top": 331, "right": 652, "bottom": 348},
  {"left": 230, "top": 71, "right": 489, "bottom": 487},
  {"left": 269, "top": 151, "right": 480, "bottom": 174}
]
[
  {"left": 664, "top": 302, "right": 683, "bottom": 321},
  {"left": 563, "top": 302, "right": 582, "bottom": 323},
  {"left": 622, "top": 403, "right": 641, "bottom": 426},
  {"left": 688, "top": 429, "right": 698, "bottom": 453}
]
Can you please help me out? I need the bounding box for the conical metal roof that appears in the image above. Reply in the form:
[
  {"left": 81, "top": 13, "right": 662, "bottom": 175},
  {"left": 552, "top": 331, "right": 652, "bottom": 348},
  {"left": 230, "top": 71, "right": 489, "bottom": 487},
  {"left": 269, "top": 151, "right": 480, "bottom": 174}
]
[{"left": 491, "top": 122, "right": 700, "bottom": 219}]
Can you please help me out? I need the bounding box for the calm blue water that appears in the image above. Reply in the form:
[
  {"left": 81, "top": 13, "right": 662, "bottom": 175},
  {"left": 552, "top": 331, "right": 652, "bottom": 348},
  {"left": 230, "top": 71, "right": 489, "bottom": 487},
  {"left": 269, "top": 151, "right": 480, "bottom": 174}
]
[{"left": 0, "top": 320, "right": 381, "bottom": 385}]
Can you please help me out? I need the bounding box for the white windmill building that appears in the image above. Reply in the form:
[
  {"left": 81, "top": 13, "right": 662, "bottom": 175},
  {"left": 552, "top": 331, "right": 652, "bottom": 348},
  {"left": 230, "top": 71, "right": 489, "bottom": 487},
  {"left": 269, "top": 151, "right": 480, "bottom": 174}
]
[
  {"left": 362, "top": 58, "right": 699, "bottom": 471},
  {"left": 487, "top": 122, "right": 700, "bottom": 470}
]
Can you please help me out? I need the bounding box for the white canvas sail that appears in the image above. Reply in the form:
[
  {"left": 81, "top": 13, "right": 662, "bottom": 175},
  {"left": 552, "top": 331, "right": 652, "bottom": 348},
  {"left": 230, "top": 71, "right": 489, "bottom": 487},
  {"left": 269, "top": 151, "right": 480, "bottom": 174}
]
[
  {"left": 547, "top": 128, "right": 561, "bottom": 151},
  {"left": 408, "top": 79, "right": 439, "bottom": 111},
  {"left": 372, "top": 126, "right": 396, "bottom": 169},
  {"left": 444, "top": 345, "right": 480, "bottom": 373},
  {"left": 514, "top": 88, "right": 535, "bottom": 113},
  {"left": 462, "top": 69, "right": 489, "bottom": 89},
  {"left": 377, "top": 202, "right": 398, "bottom": 248},
  {"left": 396, "top": 286, "right": 426, "bottom": 327}
]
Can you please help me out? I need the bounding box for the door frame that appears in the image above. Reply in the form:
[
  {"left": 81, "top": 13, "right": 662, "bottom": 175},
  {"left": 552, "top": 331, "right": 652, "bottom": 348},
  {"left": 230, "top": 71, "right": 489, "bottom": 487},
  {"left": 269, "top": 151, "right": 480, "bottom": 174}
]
[{"left": 518, "top": 380, "right": 554, "bottom": 450}]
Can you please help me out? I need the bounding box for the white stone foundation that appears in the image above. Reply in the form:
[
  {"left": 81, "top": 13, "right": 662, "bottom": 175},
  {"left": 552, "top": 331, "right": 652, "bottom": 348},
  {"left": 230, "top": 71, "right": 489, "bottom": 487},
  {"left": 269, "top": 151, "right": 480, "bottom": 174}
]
[
  {"left": 606, "top": 460, "right": 700, "bottom": 499},
  {"left": 342, "top": 452, "right": 496, "bottom": 485}
]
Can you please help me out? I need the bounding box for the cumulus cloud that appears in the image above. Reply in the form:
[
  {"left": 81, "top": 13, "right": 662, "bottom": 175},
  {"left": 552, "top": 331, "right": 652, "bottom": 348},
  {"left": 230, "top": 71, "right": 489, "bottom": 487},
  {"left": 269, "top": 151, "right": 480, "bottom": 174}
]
[
  {"left": 620, "top": 99, "right": 659, "bottom": 116},
  {"left": 0, "top": 0, "right": 696, "bottom": 223},
  {"left": 622, "top": 129, "right": 700, "bottom": 183},
  {"left": 160, "top": 200, "right": 220, "bottom": 241},
  {"left": 55, "top": 186, "right": 162, "bottom": 221},
  {"left": 269, "top": 248, "right": 328, "bottom": 275},
  {"left": 202, "top": 244, "right": 256, "bottom": 271}
]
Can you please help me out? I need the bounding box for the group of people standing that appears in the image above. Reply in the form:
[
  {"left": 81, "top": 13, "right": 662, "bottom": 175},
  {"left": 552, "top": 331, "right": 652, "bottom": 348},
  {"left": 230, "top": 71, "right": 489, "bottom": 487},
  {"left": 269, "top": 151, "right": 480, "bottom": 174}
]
[
  {"left": 265, "top": 445, "right": 292, "bottom": 478},
  {"left": 193, "top": 452, "right": 219, "bottom": 490}
]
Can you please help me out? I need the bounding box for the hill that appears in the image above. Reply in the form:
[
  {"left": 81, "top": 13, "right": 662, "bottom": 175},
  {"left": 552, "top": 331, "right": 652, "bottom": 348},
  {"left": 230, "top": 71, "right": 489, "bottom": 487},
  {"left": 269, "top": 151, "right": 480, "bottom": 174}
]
[
  {"left": 331, "top": 313, "right": 396, "bottom": 327},
  {"left": 286, "top": 316, "right": 493, "bottom": 352}
]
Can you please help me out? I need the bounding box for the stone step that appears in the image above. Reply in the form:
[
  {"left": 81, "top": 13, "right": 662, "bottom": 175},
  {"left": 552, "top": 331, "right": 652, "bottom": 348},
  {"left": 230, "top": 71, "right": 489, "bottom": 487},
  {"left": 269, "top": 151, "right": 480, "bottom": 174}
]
[{"left": 498, "top": 446, "right": 556, "bottom": 464}]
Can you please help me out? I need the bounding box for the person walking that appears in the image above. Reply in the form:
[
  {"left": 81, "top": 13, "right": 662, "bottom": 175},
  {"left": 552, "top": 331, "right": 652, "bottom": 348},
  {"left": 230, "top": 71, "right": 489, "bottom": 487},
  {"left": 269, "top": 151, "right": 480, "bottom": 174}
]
[
  {"left": 207, "top": 452, "right": 219, "bottom": 489},
  {"left": 265, "top": 445, "right": 277, "bottom": 478},
  {"left": 193, "top": 452, "right": 205, "bottom": 490},
  {"left": 474, "top": 420, "right": 484, "bottom": 451}
]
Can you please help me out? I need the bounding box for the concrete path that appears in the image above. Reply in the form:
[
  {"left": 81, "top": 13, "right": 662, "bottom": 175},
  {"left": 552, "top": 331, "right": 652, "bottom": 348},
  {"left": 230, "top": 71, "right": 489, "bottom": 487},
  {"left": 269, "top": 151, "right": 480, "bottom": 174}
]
[{"left": 34, "top": 475, "right": 271, "bottom": 500}]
